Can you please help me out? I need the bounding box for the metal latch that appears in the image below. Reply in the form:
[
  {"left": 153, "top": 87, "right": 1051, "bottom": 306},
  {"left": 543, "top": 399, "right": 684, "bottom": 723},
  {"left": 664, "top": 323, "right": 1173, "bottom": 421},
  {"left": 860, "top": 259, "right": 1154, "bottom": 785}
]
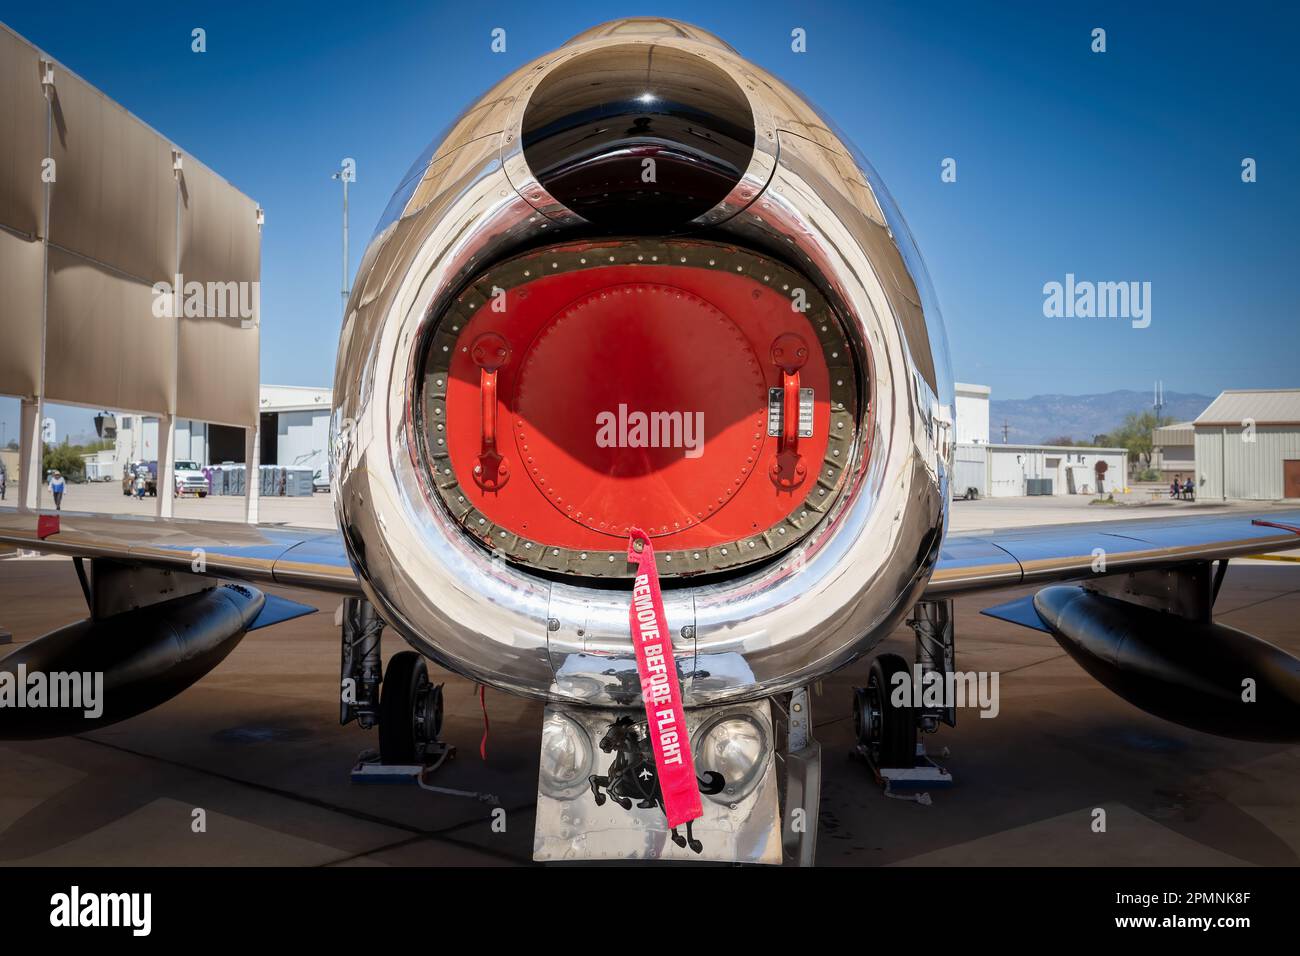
[{"left": 768, "top": 333, "right": 810, "bottom": 490}]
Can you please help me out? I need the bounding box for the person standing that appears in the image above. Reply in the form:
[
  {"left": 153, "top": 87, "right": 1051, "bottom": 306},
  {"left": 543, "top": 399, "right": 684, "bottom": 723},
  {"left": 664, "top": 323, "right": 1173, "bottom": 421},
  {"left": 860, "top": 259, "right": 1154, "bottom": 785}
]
[
  {"left": 0, "top": 461, "right": 7, "bottom": 501},
  {"left": 48, "top": 469, "right": 65, "bottom": 511},
  {"left": 134, "top": 470, "right": 147, "bottom": 501}
]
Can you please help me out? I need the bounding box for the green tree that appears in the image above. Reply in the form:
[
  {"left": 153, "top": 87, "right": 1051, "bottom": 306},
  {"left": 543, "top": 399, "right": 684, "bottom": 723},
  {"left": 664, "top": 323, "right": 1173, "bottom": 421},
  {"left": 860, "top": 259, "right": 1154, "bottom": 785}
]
[
  {"left": 1101, "top": 411, "right": 1175, "bottom": 473},
  {"left": 41, "top": 441, "right": 107, "bottom": 482}
]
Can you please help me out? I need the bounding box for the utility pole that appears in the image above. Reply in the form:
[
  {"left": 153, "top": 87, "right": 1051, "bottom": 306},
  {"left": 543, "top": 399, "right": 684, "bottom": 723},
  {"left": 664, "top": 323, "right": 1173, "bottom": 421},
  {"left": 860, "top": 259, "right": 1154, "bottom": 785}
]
[
  {"left": 331, "top": 158, "right": 356, "bottom": 316},
  {"left": 1001, "top": 419, "right": 1010, "bottom": 443},
  {"left": 1153, "top": 379, "right": 1165, "bottom": 422}
]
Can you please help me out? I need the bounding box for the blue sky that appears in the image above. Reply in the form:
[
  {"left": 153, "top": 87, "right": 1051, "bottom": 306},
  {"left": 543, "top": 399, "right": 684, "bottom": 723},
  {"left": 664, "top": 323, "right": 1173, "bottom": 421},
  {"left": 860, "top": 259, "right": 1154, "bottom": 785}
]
[{"left": 2, "top": 0, "right": 1297, "bottom": 443}]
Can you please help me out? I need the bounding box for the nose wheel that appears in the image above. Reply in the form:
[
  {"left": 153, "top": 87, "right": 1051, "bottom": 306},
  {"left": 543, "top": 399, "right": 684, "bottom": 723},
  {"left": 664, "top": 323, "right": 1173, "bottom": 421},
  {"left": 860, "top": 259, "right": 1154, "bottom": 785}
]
[
  {"left": 852, "top": 649, "right": 953, "bottom": 793},
  {"left": 378, "top": 650, "right": 446, "bottom": 765},
  {"left": 854, "top": 653, "right": 916, "bottom": 768}
]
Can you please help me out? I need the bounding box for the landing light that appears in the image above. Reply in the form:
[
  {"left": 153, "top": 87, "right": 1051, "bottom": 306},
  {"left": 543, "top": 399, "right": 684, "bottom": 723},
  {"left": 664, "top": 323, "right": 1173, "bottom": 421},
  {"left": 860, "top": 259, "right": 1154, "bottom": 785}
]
[
  {"left": 538, "top": 712, "right": 593, "bottom": 799},
  {"left": 693, "top": 712, "right": 768, "bottom": 803}
]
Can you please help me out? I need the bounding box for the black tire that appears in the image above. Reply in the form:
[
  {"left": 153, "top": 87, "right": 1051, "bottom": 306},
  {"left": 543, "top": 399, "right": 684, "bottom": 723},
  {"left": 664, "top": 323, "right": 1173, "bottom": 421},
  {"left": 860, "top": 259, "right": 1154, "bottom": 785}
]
[
  {"left": 379, "top": 651, "right": 428, "bottom": 764},
  {"left": 852, "top": 686, "right": 871, "bottom": 746},
  {"left": 866, "top": 653, "right": 917, "bottom": 768}
]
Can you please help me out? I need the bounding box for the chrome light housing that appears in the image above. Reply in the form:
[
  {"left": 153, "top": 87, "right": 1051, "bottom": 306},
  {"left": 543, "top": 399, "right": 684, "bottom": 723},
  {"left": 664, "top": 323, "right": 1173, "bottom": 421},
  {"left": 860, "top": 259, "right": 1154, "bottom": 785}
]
[
  {"left": 538, "top": 711, "right": 594, "bottom": 799},
  {"left": 692, "top": 711, "right": 769, "bottom": 803}
]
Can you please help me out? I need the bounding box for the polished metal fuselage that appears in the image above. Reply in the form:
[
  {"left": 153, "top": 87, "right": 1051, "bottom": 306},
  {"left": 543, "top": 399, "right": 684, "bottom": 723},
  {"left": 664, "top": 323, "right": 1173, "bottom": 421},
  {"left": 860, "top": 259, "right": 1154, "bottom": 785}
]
[{"left": 332, "top": 19, "right": 954, "bottom": 707}]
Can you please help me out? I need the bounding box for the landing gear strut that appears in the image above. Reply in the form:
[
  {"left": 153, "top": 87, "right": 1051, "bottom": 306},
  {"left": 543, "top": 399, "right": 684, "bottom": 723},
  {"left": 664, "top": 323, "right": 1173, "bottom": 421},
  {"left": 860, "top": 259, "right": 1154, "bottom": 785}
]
[
  {"left": 341, "top": 598, "right": 455, "bottom": 780},
  {"left": 339, "top": 597, "right": 383, "bottom": 729}
]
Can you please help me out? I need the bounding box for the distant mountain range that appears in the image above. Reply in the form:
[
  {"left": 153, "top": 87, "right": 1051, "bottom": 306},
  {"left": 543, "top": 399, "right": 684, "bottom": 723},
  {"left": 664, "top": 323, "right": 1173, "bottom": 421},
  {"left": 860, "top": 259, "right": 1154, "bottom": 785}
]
[{"left": 988, "top": 390, "right": 1213, "bottom": 445}]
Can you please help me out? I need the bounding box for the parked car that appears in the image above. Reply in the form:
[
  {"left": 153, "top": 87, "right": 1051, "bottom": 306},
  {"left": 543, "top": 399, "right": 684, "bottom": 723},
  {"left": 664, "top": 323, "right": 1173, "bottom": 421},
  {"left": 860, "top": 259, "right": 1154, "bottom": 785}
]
[{"left": 173, "top": 460, "right": 209, "bottom": 498}]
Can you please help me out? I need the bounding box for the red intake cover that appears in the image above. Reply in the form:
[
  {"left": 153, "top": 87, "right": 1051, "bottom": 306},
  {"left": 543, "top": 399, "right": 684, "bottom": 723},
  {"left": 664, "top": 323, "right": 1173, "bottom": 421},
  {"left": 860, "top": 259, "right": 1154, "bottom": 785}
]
[{"left": 422, "top": 239, "right": 859, "bottom": 577}]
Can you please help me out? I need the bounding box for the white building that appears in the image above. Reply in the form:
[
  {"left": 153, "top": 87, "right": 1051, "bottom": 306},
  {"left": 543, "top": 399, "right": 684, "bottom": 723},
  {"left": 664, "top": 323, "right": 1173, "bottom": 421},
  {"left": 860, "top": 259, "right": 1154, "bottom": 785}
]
[
  {"left": 110, "top": 384, "right": 333, "bottom": 484},
  {"left": 80, "top": 448, "right": 117, "bottom": 481},
  {"left": 954, "top": 382, "right": 990, "bottom": 445},
  {"left": 1193, "top": 389, "right": 1300, "bottom": 500},
  {"left": 955, "top": 442, "right": 1128, "bottom": 497},
  {"left": 257, "top": 385, "right": 334, "bottom": 484},
  {"left": 952, "top": 382, "right": 1128, "bottom": 497}
]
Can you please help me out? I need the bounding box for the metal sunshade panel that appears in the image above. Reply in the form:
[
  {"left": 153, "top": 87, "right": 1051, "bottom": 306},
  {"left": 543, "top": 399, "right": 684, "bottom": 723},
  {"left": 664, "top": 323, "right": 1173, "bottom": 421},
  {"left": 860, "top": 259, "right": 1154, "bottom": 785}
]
[
  {"left": 0, "top": 229, "right": 44, "bottom": 397},
  {"left": 47, "top": 70, "right": 178, "bottom": 285},
  {"left": 0, "top": 25, "right": 48, "bottom": 239},
  {"left": 0, "top": 26, "right": 49, "bottom": 400},
  {"left": 0, "top": 23, "right": 262, "bottom": 430},
  {"left": 44, "top": 247, "right": 177, "bottom": 414},
  {"left": 176, "top": 159, "right": 263, "bottom": 428}
]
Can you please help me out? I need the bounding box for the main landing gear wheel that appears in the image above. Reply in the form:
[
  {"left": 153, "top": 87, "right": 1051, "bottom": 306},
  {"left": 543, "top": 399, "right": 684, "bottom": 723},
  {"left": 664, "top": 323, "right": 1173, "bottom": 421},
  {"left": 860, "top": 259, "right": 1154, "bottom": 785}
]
[
  {"left": 379, "top": 651, "right": 444, "bottom": 764},
  {"left": 855, "top": 653, "right": 916, "bottom": 768}
]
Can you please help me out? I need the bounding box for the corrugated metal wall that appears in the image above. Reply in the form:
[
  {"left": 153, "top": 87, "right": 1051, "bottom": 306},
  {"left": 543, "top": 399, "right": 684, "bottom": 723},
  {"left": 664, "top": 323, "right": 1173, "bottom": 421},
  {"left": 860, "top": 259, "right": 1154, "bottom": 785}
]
[
  {"left": 277, "top": 410, "right": 331, "bottom": 482},
  {"left": 1196, "top": 425, "right": 1300, "bottom": 499},
  {"left": 953, "top": 443, "right": 987, "bottom": 495}
]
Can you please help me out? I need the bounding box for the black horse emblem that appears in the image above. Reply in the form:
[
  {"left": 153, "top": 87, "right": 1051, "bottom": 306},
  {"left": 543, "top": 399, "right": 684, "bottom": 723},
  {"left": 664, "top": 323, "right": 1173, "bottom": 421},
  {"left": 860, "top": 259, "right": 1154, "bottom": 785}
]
[{"left": 588, "top": 715, "right": 725, "bottom": 854}]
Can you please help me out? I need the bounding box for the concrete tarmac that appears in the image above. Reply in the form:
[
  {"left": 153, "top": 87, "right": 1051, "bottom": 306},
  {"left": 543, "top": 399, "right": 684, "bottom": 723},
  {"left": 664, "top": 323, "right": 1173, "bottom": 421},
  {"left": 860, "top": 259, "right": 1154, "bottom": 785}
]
[{"left": 0, "top": 494, "right": 1298, "bottom": 866}]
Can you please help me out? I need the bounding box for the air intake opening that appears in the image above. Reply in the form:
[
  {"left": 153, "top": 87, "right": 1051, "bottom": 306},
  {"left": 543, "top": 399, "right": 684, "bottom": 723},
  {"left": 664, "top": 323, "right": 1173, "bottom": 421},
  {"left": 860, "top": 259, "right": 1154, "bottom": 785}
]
[
  {"left": 521, "top": 45, "right": 755, "bottom": 232},
  {"left": 418, "top": 238, "right": 862, "bottom": 580}
]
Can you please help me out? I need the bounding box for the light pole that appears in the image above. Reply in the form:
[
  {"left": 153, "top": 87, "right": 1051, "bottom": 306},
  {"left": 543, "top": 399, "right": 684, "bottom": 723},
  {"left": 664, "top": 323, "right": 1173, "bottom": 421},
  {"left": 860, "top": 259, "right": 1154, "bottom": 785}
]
[{"left": 331, "top": 158, "right": 356, "bottom": 316}]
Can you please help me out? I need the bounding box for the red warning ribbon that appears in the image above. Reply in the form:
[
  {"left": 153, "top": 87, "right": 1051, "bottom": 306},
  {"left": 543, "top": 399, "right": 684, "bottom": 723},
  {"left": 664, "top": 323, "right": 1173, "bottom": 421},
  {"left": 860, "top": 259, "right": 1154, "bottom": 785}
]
[{"left": 626, "top": 528, "right": 702, "bottom": 829}]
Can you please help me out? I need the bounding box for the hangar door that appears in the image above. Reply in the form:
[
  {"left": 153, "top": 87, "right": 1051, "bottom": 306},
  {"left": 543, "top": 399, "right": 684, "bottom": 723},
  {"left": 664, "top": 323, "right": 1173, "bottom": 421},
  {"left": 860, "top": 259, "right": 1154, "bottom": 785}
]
[{"left": 1286, "top": 460, "right": 1300, "bottom": 500}]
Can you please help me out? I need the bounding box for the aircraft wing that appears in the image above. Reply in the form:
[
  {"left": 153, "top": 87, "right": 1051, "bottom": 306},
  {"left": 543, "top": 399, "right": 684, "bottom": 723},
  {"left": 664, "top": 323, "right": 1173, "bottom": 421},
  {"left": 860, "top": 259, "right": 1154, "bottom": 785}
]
[
  {"left": 0, "top": 509, "right": 361, "bottom": 596},
  {"left": 1, "top": 507, "right": 1297, "bottom": 603},
  {"left": 926, "top": 508, "right": 1300, "bottom": 598}
]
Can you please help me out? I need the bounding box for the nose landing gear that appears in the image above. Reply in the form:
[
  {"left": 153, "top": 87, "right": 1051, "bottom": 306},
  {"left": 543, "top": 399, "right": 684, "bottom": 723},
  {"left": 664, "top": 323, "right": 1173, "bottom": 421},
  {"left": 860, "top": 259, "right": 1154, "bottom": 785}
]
[
  {"left": 852, "top": 600, "right": 955, "bottom": 794},
  {"left": 341, "top": 599, "right": 459, "bottom": 784}
]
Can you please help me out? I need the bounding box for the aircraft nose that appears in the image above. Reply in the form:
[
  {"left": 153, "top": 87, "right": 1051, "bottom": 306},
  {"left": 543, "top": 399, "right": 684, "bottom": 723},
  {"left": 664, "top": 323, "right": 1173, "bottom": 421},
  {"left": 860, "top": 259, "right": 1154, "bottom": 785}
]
[{"left": 561, "top": 18, "right": 737, "bottom": 52}]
